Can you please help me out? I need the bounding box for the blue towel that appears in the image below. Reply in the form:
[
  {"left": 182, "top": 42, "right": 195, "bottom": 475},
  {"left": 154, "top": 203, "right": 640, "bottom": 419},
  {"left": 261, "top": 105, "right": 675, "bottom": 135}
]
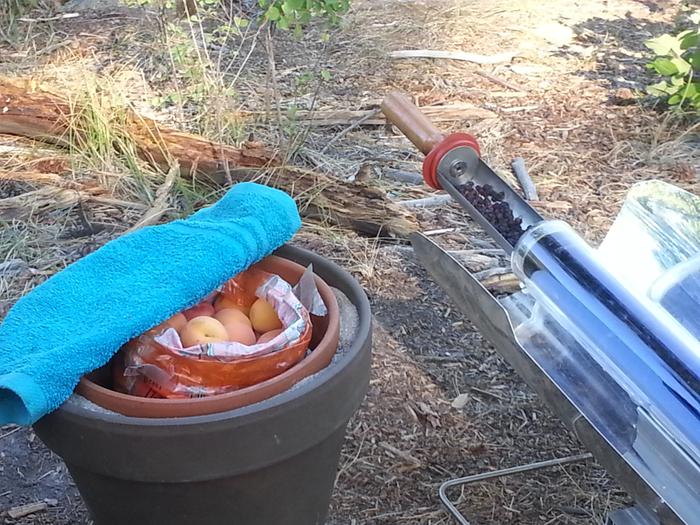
[{"left": 0, "top": 182, "right": 301, "bottom": 425}]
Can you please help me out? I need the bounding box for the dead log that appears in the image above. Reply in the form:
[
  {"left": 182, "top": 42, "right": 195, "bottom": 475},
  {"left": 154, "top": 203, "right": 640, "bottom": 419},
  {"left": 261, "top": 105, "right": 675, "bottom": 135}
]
[
  {"left": 0, "top": 79, "right": 274, "bottom": 171},
  {"left": 0, "top": 79, "right": 418, "bottom": 237},
  {"left": 262, "top": 167, "right": 417, "bottom": 237}
]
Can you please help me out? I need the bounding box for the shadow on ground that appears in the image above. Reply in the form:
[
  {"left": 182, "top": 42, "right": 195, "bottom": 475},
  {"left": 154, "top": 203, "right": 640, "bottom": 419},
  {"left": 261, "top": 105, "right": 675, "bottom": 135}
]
[{"left": 564, "top": 13, "right": 676, "bottom": 93}]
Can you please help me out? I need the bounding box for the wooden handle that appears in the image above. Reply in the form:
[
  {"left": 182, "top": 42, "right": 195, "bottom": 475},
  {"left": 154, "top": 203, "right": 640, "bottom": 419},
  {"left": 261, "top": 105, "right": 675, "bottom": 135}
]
[{"left": 381, "top": 92, "right": 445, "bottom": 155}]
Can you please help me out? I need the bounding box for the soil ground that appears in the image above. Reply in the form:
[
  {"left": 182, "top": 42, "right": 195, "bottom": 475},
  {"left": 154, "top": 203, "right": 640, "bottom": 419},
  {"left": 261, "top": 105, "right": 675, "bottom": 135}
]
[{"left": 1, "top": 0, "right": 697, "bottom": 524}]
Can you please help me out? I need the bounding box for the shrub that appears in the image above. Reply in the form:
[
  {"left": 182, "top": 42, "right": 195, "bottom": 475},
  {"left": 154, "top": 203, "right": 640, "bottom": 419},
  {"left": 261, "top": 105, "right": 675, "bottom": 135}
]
[
  {"left": 259, "top": 0, "right": 350, "bottom": 33},
  {"left": 645, "top": 12, "right": 700, "bottom": 110}
]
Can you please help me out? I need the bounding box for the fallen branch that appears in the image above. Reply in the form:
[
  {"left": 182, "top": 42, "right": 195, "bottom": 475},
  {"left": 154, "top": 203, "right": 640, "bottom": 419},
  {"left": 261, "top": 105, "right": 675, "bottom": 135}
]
[
  {"left": 125, "top": 162, "right": 179, "bottom": 233},
  {"left": 511, "top": 157, "right": 539, "bottom": 201},
  {"left": 453, "top": 253, "right": 499, "bottom": 273},
  {"left": 474, "top": 266, "right": 512, "bottom": 281},
  {"left": 398, "top": 194, "right": 452, "bottom": 208},
  {"left": 320, "top": 108, "right": 382, "bottom": 153},
  {"left": 471, "top": 238, "right": 498, "bottom": 249},
  {"left": 0, "top": 79, "right": 418, "bottom": 238},
  {"left": 389, "top": 49, "right": 517, "bottom": 65},
  {"left": 382, "top": 169, "right": 423, "bottom": 185},
  {"left": 0, "top": 426, "right": 21, "bottom": 440},
  {"left": 252, "top": 104, "right": 497, "bottom": 127},
  {"left": 475, "top": 71, "right": 524, "bottom": 92},
  {"left": 501, "top": 105, "right": 539, "bottom": 113},
  {"left": 419, "top": 355, "right": 465, "bottom": 363},
  {"left": 450, "top": 248, "right": 504, "bottom": 256},
  {"left": 0, "top": 187, "right": 147, "bottom": 221},
  {"left": 18, "top": 13, "right": 79, "bottom": 22},
  {"left": 481, "top": 271, "right": 520, "bottom": 295},
  {"left": 7, "top": 502, "right": 48, "bottom": 519},
  {"left": 423, "top": 228, "right": 456, "bottom": 236}
]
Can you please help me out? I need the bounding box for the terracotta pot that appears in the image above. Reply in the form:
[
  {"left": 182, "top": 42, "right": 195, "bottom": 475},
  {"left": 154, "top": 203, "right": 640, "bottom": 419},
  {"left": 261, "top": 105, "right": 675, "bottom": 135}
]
[
  {"left": 77, "top": 255, "right": 340, "bottom": 418},
  {"left": 34, "top": 245, "right": 372, "bottom": 525}
]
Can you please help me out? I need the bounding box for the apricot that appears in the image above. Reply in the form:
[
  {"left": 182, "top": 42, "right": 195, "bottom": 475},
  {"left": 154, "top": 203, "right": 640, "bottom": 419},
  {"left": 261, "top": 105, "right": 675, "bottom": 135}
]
[
  {"left": 249, "top": 298, "right": 282, "bottom": 333},
  {"left": 180, "top": 316, "right": 228, "bottom": 347},
  {"left": 223, "top": 320, "right": 256, "bottom": 345},
  {"left": 165, "top": 312, "right": 187, "bottom": 332},
  {"left": 182, "top": 302, "right": 216, "bottom": 320},
  {"left": 214, "top": 308, "right": 251, "bottom": 328},
  {"left": 257, "top": 329, "right": 284, "bottom": 344},
  {"left": 214, "top": 295, "right": 251, "bottom": 316},
  {"left": 150, "top": 312, "right": 188, "bottom": 334}
]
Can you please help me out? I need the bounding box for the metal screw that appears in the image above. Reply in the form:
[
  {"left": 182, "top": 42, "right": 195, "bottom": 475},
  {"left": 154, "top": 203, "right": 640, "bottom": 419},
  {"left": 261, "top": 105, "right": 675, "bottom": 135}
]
[{"left": 450, "top": 160, "right": 468, "bottom": 178}]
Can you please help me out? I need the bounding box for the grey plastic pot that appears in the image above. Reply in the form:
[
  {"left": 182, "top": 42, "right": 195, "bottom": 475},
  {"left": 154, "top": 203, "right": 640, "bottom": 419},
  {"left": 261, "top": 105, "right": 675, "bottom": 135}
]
[{"left": 33, "top": 245, "right": 372, "bottom": 525}]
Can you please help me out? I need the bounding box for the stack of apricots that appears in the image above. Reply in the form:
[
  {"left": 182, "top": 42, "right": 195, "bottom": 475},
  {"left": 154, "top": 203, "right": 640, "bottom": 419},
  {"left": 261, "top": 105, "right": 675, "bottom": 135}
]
[{"left": 154, "top": 293, "right": 284, "bottom": 347}]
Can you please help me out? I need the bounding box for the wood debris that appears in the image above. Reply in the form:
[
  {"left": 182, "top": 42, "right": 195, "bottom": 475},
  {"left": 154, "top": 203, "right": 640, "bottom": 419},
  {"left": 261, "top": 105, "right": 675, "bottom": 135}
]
[
  {"left": 0, "top": 79, "right": 418, "bottom": 238},
  {"left": 7, "top": 502, "right": 48, "bottom": 519},
  {"left": 265, "top": 104, "right": 497, "bottom": 126},
  {"left": 512, "top": 157, "right": 539, "bottom": 201},
  {"left": 451, "top": 393, "right": 470, "bottom": 410},
  {"left": 389, "top": 49, "right": 517, "bottom": 64}
]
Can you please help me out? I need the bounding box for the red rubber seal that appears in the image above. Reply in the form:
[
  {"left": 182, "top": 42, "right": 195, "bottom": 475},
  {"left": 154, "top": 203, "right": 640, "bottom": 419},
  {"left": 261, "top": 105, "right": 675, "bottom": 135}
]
[{"left": 422, "top": 132, "right": 480, "bottom": 189}]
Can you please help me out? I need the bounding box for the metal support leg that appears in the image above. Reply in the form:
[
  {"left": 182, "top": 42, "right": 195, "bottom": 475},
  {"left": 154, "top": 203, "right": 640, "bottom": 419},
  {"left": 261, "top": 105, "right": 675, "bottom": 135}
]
[{"left": 439, "top": 453, "right": 593, "bottom": 525}]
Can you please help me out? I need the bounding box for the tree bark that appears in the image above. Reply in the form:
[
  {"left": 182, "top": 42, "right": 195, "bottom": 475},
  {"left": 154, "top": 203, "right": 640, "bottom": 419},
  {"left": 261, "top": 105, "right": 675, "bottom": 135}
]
[{"left": 0, "top": 79, "right": 418, "bottom": 237}]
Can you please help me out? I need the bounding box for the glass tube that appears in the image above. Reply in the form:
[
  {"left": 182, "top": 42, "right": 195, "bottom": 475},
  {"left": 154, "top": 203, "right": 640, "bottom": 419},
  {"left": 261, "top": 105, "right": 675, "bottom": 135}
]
[{"left": 511, "top": 220, "right": 700, "bottom": 449}]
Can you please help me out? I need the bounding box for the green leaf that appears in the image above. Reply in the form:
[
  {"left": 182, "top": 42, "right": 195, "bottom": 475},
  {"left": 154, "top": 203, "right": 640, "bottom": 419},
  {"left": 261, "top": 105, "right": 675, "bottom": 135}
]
[
  {"left": 690, "top": 11, "right": 700, "bottom": 25},
  {"left": 668, "top": 93, "right": 682, "bottom": 105},
  {"left": 645, "top": 33, "right": 683, "bottom": 56},
  {"left": 651, "top": 57, "right": 679, "bottom": 76},
  {"left": 671, "top": 75, "right": 686, "bottom": 86},
  {"left": 681, "top": 82, "right": 700, "bottom": 99},
  {"left": 284, "top": 0, "right": 305, "bottom": 10},
  {"left": 679, "top": 29, "right": 700, "bottom": 50},
  {"left": 166, "top": 93, "right": 183, "bottom": 104},
  {"left": 320, "top": 69, "right": 332, "bottom": 81},
  {"left": 234, "top": 16, "right": 249, "bottom": 27},
  {"left": 265, "top": 5, "right": 281, "bottom": 20},
  {"left": 647, "top": 80, "right": 672, "bottom": 96},
  {"left": 671, "top": 57, "right": 692, "bottom": 75},
  {"left": 688, "top": 50, "right": 700, "bottom": 67},
  {"left": 277, "top": 13, "right": 291, "bottom": 29},
  {"left": 320, "top": 31, "right": 330, "bottom": 43}
]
